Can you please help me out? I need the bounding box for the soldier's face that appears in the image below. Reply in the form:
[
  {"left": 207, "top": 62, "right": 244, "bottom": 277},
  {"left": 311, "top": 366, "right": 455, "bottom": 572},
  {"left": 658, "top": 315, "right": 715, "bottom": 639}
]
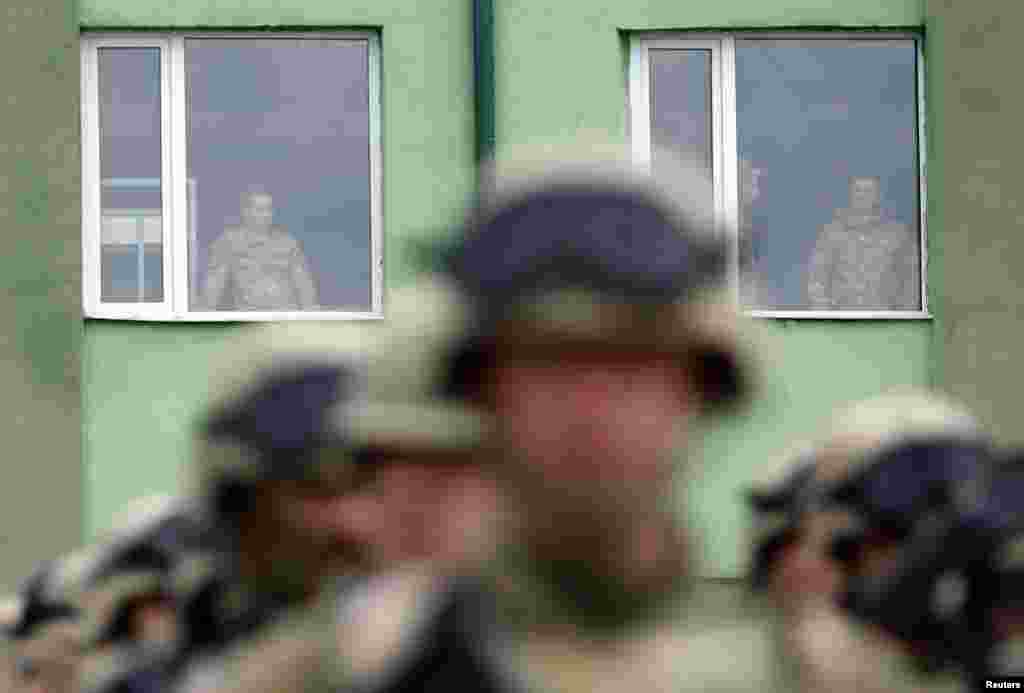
[
  {"left": 850, "top": 178, "right": 880, "bottom": 212},
  {"left": 242, "top": 477, "right": 362, "bottom": 595},
  {"left": 242, "top": 194, "right": 274, "bottom": 230},
  {"left": 488, "top": 351, "right": 696, "bottom": 513},
  {"left": 332, "top": 460, "right": 496, "bottom": 570}
]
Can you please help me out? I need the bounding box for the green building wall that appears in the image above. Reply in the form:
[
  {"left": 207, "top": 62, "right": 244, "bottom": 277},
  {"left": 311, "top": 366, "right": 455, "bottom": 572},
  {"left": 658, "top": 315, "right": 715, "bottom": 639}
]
[
  {"left": 0, "top": 0, "right": 83, "bottom": 593},
  {"left": 47, "top": 0, "right": 1016, "bottom": 580},
  {"left": 79, "top": 0, "right": 478, "bottom": 538}
]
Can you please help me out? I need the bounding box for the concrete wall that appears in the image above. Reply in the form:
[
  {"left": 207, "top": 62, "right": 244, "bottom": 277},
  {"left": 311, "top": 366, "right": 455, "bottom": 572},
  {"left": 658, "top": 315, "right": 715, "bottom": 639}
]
[
  {"left": 0, "top": 0, "right": 84, "bottom": 592},
  {"left": 79, "top": 0, "right": 477, "bottom": 538},
  {"left": 493, "top": 0, "right": 933, "bottom": 575},
  {"left": 927, "top": 0, "right": 1024, "bottom": 446}
]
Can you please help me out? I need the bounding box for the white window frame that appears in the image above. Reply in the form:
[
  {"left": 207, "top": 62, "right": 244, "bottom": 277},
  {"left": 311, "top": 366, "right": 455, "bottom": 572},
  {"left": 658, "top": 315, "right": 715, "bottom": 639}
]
[
  {"left": 629, "top": 32, "right": 929, "bottom": 320},
  {"left": 81, "top": 32, "right": 384, "bottom": 321}
]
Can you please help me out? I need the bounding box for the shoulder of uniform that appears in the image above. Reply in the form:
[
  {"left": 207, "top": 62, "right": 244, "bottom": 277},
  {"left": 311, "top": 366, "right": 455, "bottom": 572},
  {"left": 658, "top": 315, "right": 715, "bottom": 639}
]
[
  {"left": 212, "top": 228, "right": 244, "bottom": 247},
  {"left": 652, "top": 622, "right": 778, "bottom": 685}
]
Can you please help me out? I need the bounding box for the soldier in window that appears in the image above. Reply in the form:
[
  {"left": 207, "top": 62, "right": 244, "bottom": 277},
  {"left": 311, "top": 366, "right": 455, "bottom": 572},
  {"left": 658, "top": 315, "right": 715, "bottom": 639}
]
[
  {"left": 201, "top": 186, "right": 319, "bottom": 311},
  {"left": 806, "top": 176, "right": 919, "bottom": 311}
]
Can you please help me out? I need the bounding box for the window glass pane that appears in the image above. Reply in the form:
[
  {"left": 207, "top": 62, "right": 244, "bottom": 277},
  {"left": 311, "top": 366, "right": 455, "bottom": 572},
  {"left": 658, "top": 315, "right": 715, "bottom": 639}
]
[
  {"left": 98, "top": 48, "right": 163, "bottom": 303},
  {"left": 649, "top": 49, "right": 714, "bottom": 217},
  {"left": 736, "top": 39, "right": 921, "bottom": 310},
  {"left": 186, "top": 38, "right": 372, "bottom": 312}
]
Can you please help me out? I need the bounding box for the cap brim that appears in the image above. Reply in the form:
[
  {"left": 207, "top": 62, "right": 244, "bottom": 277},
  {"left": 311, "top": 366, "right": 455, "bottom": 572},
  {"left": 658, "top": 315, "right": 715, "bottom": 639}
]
[{"left": 341, "top": 402, "right": 489, "bottom": 457}]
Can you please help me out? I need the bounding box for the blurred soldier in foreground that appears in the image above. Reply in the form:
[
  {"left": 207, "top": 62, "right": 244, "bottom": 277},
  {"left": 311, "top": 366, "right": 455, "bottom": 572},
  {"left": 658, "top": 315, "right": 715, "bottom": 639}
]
[
  {"left": 748, "top": 389, "right": 984, "bottom": 692},
  {"left": 2, "top": 551, "right": 92, "bottom": 693},
  {"left": 317, "top": 148, "right": 772, "bottom": 693},
  {"left": 826, "top": 422, "right": 1024, "bottom": 689},
  {"left": 193, "top": 280, "right": 500, "bottom": 693},
  {"left": 72, "top": 494, "right": 213, "bottom": 693}
]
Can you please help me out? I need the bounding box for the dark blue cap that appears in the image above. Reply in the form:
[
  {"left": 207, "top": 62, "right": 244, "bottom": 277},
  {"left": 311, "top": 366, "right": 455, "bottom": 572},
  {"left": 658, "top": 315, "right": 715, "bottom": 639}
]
[
  {"left": 201, "top": 363, "right": 353, "bottom": 481},
  {"left": 828, "top": 438, "right": 993, "bottom": 536},
  {"left": 446, "top": 183, "right": 727, "bottom": 310}
]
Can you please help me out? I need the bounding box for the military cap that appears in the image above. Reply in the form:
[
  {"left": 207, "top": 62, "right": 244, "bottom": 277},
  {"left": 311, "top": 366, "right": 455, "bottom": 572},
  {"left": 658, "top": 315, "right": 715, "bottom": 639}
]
[
  {"left": 829, "top": 437, "right": 992, "bottom": 536},
  {"left": 193, "top": 322, "right": 374, "bottom": 517},
  {"left": 441, "top": 144, "right": 756, "bottom": 414},
  {"left": 812, "top": 388, "right": 981, "bottom": 487},
  {"left": 835, "top": 454, "right": 1023, "bottom": 680},
  {"left": 339, "top": 277, "right": 490, "bottom": 459},
  {"left": 744, "top": 389, "right": 983, "bottom": 596}
]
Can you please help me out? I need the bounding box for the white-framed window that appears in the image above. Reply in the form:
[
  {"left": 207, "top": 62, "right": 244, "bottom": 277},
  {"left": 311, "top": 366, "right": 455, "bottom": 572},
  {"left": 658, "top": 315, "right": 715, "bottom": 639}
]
[
  {"left": 81, "top": 33, "right": 383, "bottom": 321},
  {"left": 630, "top": 33, "right": 928, "bottom": 319}
]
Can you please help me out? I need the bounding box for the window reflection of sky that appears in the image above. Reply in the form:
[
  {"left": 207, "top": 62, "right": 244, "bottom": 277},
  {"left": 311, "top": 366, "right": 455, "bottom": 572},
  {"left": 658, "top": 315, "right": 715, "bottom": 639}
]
[
  {"left": 99, "top": 48, "right": 163, "bottom": 302},
  {"left": 736, "top": 40, "right": 919, "bottom": 309},
  {"left": 187, "top": 40, "right": 372, "bottom": 310}
]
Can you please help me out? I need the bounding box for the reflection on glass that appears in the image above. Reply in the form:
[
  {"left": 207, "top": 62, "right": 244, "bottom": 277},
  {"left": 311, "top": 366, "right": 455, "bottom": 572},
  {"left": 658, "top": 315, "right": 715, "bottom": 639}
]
[
  {"left": 98, "top": 48, "right": 163, "bottom": 303},
  {"left": 186, "top": 38, "right": 372, "bottom": 311},
  {"left": 650, "top": 49, "right": 713, "bottom": 215},
  {"left": 736, "top": 39, "right": 921, "bottom": 310}
]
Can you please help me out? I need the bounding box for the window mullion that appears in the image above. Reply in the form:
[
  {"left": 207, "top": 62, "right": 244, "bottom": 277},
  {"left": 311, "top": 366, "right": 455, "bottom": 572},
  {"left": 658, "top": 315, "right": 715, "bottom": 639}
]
[
  {"left": 719, "top": 36, "right": 741, "bottom": 306},
  {"left": 368, "top": 34, "right": 384, "bottom": 315},
  {"left": 168, "top": 37, "right": 189, "bottom": 318},
  {"left": 80, "top": 40, "right": 102, "bottom": 316},
  {"left": 628, "top": 39, "right": 652, "bottom": 173},
  {"left": 916, "top": 37, "right": 929, "bottom": 316}
]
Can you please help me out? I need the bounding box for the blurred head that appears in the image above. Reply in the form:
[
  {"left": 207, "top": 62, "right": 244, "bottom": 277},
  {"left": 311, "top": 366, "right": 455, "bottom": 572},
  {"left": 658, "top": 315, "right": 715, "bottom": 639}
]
[
  {"left": 849, "top": 176, "right": 881, "bottom": 214},
  {"left": 750, "top": 389, "right": 980, "bottom": 621},
  {"left": 241, "top": 186, "right": 274, "bottom": 231},
  {"left": 436, "top": 146, "right": 759, "bottom": 629},
  {"left": 444, "top": 151, "right": 754, "bottom": 531},
  {"left": 195, "top": 322, "right": 377, "bottom": 599}
]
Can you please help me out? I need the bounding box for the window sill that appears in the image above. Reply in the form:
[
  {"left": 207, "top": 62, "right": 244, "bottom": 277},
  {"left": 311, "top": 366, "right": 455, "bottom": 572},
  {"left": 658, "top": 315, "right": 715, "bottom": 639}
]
[
  {"left": 746, "top": 310, "right": 933, "bottom": 320},
  {"left": 83, "top": 309, "right": 385, "bottom": 322}
]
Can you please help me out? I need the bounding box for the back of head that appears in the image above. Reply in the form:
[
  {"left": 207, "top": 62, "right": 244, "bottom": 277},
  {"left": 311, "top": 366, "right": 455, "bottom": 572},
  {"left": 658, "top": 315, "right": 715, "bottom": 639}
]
[
  {"left": 814, "top": 388, "right": 981, "bottom": 486},
  {"left": 190, "top": 321, "right": 375, "bottom": 513}
]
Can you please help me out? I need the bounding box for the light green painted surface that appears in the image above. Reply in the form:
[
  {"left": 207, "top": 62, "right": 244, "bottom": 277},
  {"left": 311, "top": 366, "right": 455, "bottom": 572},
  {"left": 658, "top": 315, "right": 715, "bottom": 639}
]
[
  {"left": 0, "top": 0, "right": 84, "bottom": 591},
  {"left": 494, "top": 0, "right": 933, "bottom": 576},
  {"left": 81, "top": 0, "right": 476, "bottom": 539},
  {"left": 689, "top": 321, "right": 929, "bottom": 577},
  {"left": 81, "top": 0, "right": 937, "bottom": 577},
  {"left": 926, "top": 0, "right": 1024, "bottom": 447}
]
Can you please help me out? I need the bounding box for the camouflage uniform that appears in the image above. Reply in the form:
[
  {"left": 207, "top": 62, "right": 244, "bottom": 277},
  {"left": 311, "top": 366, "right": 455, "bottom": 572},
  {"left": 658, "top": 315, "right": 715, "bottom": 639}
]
[
  {"left": 201, "top": 227, "right": 318, "bottom": 311},
  {"left": 806, "top": 210, "right": 919, "bottom": 310},
  {"left": 2, "top": 551, "right": 93, "bottom": 693}
]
